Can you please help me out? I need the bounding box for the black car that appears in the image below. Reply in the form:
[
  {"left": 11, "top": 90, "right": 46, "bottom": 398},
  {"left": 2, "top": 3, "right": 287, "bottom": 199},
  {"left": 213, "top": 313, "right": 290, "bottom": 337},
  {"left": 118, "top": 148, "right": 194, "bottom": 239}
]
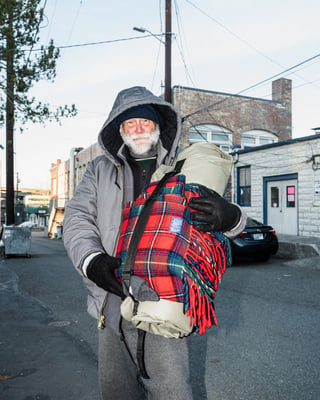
[{"left": 231, "top": 217, "right": 279, "bottom": 262}]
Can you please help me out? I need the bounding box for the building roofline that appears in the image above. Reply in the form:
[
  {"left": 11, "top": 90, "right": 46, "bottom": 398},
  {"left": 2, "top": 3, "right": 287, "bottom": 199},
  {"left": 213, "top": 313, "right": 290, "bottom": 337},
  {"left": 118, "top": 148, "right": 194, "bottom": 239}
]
[
  {"left": 230, "top": 134, "right": 320, "bottom": 155},
  {"left": 172, "top": 85, "right": 280, "bottom": 104}
]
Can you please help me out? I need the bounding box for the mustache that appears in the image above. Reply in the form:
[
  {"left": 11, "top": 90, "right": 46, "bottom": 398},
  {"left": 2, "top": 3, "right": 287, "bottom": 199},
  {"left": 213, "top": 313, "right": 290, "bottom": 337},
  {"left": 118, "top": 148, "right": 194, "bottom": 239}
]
[{"left": 130, "top": 133, "right": 153, "bottom": 140}]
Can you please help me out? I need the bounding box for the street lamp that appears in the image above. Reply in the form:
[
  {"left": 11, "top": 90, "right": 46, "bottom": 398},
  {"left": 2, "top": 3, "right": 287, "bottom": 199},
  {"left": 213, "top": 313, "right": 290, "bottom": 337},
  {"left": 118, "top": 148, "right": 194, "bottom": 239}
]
[
  {"left": 133, "top": 20, "right": 173, "bottom": 104},
  {"left": 133, "top": 27, "right": 165, "bottom": 45}
]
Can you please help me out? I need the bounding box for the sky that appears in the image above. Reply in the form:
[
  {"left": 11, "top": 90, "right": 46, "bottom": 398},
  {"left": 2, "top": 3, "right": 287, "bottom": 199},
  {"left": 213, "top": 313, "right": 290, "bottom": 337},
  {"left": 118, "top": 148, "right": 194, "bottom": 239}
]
[{"left": 1, "top": 0, "right": 320, "bottom": 189}]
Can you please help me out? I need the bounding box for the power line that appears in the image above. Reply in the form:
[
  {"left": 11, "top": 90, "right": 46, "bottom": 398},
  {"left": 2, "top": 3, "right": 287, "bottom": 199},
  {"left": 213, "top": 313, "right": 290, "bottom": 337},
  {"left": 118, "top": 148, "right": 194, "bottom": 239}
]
[
  {"left": 43, "top": 0, "right": 57, "bottom": 41},
  {"left": 25, "top": 34, "right": 156, "bottom": 53},
  {"left": 26, "top": 0, "right": 48, "bottom": 65},
  {"left": 55, "top": 34, "right": 155, "bottom": 49},
  {"left": 173, "top": 0, "right": 225, "bottom": 129},
  {"left": 184, "top": 0, "right": 289, "bottom": 70},
  {"left": 184, "top": 0, "right": 320, "bottom": 92},
  {"left": 237, "top": 52, "right": 320, "bottom": 96},
  {"left": 182, "top": 51, "right": 320, "bottom": 121},
  {"left": 173, "top": 0, "right": 197, "bottom": 87},
  {"left": 65, "top": 0, "right": 83, "bottom": 44}
]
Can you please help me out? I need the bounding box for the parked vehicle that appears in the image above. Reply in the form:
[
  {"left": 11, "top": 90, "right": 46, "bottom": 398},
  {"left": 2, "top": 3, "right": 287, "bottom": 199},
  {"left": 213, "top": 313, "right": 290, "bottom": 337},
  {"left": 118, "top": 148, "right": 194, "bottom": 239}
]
[{"left": 230, "top": 217, "right": 279, "bottom": 262}]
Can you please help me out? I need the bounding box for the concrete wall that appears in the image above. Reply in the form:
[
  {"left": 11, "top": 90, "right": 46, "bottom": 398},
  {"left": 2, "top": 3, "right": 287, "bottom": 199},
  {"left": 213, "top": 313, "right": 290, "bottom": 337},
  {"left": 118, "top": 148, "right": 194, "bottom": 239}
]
[{"left": 233, "top": 135, "right": 320, "bottom": 237}]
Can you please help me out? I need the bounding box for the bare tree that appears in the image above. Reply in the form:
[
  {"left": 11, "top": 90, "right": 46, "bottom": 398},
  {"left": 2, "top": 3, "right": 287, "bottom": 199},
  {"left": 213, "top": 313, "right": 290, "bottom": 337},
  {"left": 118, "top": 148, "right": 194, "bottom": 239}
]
[{"left": 0, "top": 0, "right": 77, "bottom": 224}]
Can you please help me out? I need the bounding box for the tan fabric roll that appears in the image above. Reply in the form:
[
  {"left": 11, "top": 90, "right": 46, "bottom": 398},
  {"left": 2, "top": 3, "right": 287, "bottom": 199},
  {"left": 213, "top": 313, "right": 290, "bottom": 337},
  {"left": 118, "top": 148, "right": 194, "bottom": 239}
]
[
  {"left": 152, "top": 142, "right": 232, "bottom": 195},
  {"left": 121, "top": 297, "right": 193, "bottom": 339}
]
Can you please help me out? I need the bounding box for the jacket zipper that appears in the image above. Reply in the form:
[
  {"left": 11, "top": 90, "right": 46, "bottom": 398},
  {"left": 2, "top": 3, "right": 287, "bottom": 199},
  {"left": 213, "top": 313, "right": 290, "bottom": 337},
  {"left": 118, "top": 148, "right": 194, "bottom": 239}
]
[{"left": 98, "top": 164, "right": 125, "bottom": 330}]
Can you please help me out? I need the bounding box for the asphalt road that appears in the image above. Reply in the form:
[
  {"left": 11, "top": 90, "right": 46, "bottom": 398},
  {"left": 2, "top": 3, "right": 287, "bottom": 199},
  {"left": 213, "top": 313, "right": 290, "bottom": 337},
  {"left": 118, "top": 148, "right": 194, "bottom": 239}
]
[
  {"left": 0, "top": 236, "right": 319, "bottom": 400},
  {"left": 200, "top": 256, "right": 320, "bottom": 400},
  {"left": 0, "top": 236, "right": 100, "bottom": 400}
]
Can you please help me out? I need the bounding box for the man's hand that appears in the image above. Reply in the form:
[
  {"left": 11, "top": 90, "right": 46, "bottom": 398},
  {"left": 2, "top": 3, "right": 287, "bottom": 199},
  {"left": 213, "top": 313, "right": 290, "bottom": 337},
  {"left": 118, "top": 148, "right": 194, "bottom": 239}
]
[
  {"left": 189, "top": 186, "right": 241, "bottom": 233},
  {"left": 86, "top": 253, "right": 125, "bottom": 298}
]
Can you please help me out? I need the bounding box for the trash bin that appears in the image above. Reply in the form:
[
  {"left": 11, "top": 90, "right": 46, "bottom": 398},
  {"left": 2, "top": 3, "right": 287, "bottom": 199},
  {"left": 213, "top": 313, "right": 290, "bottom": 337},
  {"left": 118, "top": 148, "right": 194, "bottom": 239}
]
[
  {"left": 55, "top": 224, "right": 62, "bottom": 239},
  {"left": 2, "top": 225, "right": 32, "bottom": 257}
]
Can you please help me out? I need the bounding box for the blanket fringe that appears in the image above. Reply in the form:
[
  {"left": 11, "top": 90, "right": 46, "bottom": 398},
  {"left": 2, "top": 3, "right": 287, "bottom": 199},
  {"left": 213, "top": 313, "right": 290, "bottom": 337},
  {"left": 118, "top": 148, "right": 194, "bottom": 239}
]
[{"left": 186, "top": 282, "right": 217, "bottom": 335}]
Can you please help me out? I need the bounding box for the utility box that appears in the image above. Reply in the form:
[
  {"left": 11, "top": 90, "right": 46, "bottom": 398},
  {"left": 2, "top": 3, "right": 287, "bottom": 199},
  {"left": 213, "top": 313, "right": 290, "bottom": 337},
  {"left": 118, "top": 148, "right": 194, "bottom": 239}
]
[{"left": 2, "top": 226, "right": 32, "bottom": 257}]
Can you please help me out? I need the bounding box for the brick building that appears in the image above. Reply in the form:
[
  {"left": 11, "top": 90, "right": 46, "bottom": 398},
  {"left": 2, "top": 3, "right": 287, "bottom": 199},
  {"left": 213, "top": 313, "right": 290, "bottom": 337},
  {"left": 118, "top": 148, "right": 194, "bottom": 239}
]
[{"left": 174, "top": 78, "right": 292, "bottom": 150}]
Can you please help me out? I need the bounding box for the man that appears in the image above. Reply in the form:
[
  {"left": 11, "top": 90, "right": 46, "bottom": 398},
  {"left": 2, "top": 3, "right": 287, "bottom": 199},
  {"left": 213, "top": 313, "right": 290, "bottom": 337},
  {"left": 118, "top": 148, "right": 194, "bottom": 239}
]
[{"left": 63, "top": 86, "right": 246, "bottom": 399}]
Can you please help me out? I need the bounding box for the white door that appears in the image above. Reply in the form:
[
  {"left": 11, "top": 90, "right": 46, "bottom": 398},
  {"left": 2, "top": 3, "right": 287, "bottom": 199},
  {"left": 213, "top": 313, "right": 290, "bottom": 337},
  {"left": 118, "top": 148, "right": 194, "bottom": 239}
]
[{"left": 267, "top": 179, "right": 298, "bottom": 235}]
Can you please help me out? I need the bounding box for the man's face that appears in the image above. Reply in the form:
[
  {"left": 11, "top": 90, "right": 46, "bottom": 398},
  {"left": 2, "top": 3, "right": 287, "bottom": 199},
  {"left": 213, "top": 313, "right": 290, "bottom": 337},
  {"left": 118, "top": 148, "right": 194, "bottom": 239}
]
[{"left": 120, "top": 118, "right": 160, "bottom": 156}]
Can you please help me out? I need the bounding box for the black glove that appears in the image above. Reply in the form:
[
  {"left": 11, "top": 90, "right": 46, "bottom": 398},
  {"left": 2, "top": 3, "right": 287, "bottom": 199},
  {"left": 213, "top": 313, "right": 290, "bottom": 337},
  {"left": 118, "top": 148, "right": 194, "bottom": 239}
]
[
  {"left": 189, "top": 186, "right": 241, "bottom": 233},
  {"left": 86, "top": 253, "right": 125, "bottom": 298}
]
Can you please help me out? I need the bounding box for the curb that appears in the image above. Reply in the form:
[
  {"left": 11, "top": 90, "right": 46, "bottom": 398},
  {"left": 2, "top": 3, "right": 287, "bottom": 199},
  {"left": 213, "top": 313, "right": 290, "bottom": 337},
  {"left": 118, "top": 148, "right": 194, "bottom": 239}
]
[{"left": 276, "top": 240, "right": 320, "bottom": 260}]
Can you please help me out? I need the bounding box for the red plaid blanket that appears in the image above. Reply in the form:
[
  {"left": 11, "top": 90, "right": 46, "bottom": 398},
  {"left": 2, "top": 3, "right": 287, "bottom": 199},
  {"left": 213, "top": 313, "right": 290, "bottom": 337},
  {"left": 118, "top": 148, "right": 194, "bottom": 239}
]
[{"left": 116, "top": 175, "right": 232, "bottom": 334}]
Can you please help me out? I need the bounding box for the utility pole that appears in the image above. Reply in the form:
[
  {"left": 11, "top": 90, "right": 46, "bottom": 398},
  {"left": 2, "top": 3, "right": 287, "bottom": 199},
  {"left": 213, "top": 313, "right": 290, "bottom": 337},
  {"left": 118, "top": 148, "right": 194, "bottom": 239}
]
[
  {"left": 133, "top": 1, "right": 172, "bottom": 103},
  {"left": 164, "top": 0, "right": 172, "bottom": 104},
  {"left": 6, "top": 9, "right": 15, "bottom": 225}
]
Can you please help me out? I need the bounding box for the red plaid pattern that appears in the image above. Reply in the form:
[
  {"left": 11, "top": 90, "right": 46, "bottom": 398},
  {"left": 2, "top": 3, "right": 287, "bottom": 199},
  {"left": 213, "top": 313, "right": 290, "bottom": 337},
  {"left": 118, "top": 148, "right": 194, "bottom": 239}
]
[{"left": 116, "top": 175, "right": 232, "bottom": 334}]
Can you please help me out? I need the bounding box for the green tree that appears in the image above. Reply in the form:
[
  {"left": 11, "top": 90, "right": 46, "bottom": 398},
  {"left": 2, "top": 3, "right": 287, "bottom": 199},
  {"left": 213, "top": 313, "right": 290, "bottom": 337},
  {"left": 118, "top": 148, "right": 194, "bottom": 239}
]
[{"left": 0, "top": 0, "right": 77, "bottom": 224}]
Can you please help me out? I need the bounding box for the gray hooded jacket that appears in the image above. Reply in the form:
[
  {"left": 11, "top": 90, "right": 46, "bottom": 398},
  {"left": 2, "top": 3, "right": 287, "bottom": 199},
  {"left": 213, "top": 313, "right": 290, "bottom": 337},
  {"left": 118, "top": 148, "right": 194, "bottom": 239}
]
[{"left": 63, "top": 86, "right": 182, "bottom": 319}]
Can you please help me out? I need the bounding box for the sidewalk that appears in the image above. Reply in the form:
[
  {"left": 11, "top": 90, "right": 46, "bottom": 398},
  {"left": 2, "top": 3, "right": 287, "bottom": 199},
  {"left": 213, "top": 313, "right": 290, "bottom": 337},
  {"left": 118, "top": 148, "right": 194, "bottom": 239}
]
[
  {"left": 0, "top": 236, "right": 101, "bottom": 400},
  {"left": 276, "top": 233, "right": 320, "bottom": 260}
]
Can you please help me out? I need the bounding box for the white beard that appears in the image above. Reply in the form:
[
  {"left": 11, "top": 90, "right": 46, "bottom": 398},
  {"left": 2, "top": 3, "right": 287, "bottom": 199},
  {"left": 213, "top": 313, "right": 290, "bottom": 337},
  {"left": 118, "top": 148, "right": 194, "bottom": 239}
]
[{"left": 120, "top": 126, "right": 160, "bottom": 156}]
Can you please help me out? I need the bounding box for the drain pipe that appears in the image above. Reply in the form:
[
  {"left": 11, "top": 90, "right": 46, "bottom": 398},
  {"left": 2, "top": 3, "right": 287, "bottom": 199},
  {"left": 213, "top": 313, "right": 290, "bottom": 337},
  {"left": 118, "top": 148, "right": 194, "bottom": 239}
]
[{"left": 69, "top": 147, "right": 83, "bottom": 200}]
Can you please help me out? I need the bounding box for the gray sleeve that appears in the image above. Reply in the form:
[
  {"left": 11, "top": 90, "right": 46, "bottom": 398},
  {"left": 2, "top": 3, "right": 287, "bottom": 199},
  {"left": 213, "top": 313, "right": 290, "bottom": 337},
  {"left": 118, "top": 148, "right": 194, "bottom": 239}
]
[{"left": 63, "top": 161, "right": 105, "bottom": 275}]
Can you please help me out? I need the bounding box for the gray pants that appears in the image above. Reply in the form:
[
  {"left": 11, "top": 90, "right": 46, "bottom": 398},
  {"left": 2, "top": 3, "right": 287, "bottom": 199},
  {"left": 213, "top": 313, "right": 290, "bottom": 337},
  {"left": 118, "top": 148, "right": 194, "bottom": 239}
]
[{"left": 98, "top": 318, "right": 194, "bottom": 400}]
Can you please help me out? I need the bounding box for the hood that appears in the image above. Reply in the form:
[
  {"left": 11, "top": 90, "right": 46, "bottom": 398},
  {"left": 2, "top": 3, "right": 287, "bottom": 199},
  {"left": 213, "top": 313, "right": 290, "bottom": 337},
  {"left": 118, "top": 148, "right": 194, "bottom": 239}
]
[{"left": 98, "top": 86, "right": 181, "bottom": 165}]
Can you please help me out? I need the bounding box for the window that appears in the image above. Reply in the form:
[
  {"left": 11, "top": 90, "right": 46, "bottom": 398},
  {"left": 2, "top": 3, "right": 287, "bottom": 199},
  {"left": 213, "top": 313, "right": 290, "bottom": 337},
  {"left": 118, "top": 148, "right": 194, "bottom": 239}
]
[
  {"left": 242, "top": 136, "right": 256, "bottom": 146},
  {"left": 189, "top": 124, "right": 232, "bottom": 152},
  {"left": 271, "top": 186, "right": 279, "bottom": 208},
  {"left": 286, "top": 186, "right": 295, "bottom": 207},
  {"left": 237, "top": 166, "right": 251, "bottom": 206},
  {"left": 241, "top": 130, "right": 278, "bottom": 148}
]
